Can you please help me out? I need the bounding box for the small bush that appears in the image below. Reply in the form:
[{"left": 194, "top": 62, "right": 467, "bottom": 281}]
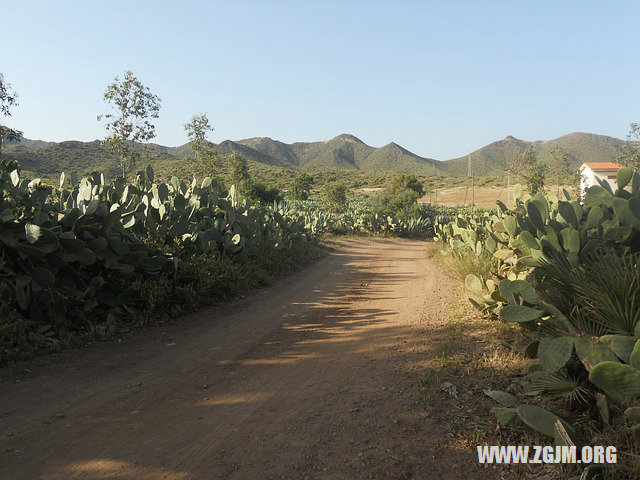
[
  {"left": 322, "top": 182, "right": 348, "bottom": 212},
  {"left": 246, "top": 180, "right": 283, "bottom": 204},
  {"left": 388, "top": 174, "right": 425, "bottom": 196},
  {"left": 289, "top": 172, "right": 314, "bottom": 201},
  {"left": 445, "top": 247, "right": 496, "bottom": 281}
]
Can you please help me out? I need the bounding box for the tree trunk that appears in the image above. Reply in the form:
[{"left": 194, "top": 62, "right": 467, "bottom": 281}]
[{"left": 121, "top": 149, "right": 128, "bottom": 180}]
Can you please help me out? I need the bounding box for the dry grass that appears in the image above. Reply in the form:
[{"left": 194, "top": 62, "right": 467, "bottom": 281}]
[
  {"left": 422, "top": 185, "right": 512, "bottom": 209},
  {"left": 418, "top": 252, "right": 640, "bottom": 480},
  {"left": 416, "top": 280, "right": 569, "bottom": 479},
  {"left": 418, "top": 250, "right": 640, "bottom": 479},
  {"left": 442, "top": 247, "right": 498, "bottom": 282},
  {"left": 421, "top": 184, "right": 576, "bottom": 209}
]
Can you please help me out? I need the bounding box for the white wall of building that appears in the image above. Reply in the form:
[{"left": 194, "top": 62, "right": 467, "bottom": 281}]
[{"left": 579, "top": 166, "right": 618, "bottom": 197}]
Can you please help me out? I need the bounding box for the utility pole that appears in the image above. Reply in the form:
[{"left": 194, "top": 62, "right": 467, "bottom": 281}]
[
  {"left": 472, "top": 175, "right": 475, "bottom": 214},
  {"left": 464, "top": 153, "right": 470, "bottom": 207},
  {"left": 468, "top": 153, "right": 475, "bottom": 214}
]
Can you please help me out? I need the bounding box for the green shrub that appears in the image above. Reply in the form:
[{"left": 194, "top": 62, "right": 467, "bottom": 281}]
[
  {"left": 246, "top": 180, "right": 283, "bottom": 204},
  {"left": 375, "top": 188, "right": 420, "bottom": 218},
  {"left": 289, "top": 172, "right": 314, "bottom": 201},
  {"left": 322, "top": 182, "right": 348, "bottom": 212},
  {"left": 388, "top": 173, "right": 425, "bottom": 196}
]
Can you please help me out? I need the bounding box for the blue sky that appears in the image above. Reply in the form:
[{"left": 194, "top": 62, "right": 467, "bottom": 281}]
[{"left": 3, "top": 0, "right": 640, "bottom": 159}]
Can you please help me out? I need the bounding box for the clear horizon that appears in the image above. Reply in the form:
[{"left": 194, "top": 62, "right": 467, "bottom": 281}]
[{"left": 3, "top": 0, "right": 640, "bottom": 160}]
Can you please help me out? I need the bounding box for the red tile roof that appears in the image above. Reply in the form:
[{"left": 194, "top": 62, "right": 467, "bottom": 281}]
[{"left": 582, "top": 162, "right": 622, "bottom": 170}]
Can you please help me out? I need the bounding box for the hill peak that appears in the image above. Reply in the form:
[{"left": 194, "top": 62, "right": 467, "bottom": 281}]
[
  {"left": 444, "top": 131, "right": 627, "bottom": 176},
  {"left": 382, "top": 142, "right": 408, "bottom": 152},
  {"left": 331, "top": 134, "right": 364, "bottom": 144},
  {"left": 557, "top": 131, "right": 619, "bottom": 141},
  {"left": 241, "top": 136, "right": 287, "bottom": 144}
]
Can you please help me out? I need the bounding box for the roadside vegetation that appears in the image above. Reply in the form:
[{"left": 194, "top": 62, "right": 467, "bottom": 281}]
[
  {"left": 0, "top": 70, "right": 459, "bottom": 363},
  {"left": 0, "top": 146, "right": 448, "bottom": 363},
  {"left": 433, "top": 159, "right": 640, "bottom": 477}
]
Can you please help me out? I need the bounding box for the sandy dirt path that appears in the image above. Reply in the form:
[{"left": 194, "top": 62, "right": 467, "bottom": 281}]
[{"left": 0, "top": 238, "right": 480, "bottom": 480}]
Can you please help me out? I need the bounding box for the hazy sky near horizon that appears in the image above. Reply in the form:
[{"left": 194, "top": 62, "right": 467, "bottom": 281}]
[{"left": 3, "top": 0, "right": 640, "bottom": 159}]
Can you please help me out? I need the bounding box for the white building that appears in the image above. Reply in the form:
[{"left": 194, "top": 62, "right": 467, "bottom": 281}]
[{"left": 579, "top": 162, "right": 621, "bottom": 197}]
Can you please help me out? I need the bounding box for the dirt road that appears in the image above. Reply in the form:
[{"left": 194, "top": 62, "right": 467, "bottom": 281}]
[{"left": 1, "top": 238, "right": 480, "bottom": 480}]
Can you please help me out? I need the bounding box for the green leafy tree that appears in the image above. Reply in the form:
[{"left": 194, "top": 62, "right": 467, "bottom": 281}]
[
  {"left": 184, "top": 113, "right": 217, "bottom": 173},
  {"left": 228, "top": 152, "right": 250, "bottom": 193},
  {"left": 388, "top": 174, "right": 424, "bottom": 196},
  {"left": 382, "top": 189, "right": 420, "bottom": 217},
  {"left": 0, "top": 72, "right": 22, "bottom": 161},
  {"left": 322, "top": 182, "right": 348, "bottom": 212},
  {"left": 512, "top": 146, "right": 547, "bottom": 194},
  {"left": 550, "top": 145, "right": 579, "bottom": 196},
  {"left": 525, "top": 162, "right": 548, "bottom": 194},
  {"left": 614, "top": 122, "right": 640, "bottom": 171},
  {"left": 290, "top": 172, "right": 314, "bottom": 200},
  {"left": 97, "top": 70, "right": 161, "bottom": 179},
  {"left": 375, "top": 176, "right": 422, "bottom": 219},
  {"left": 247, "top": 180, "right": 283, "bottom": 204},
  {"left": 184, "top": 113, "right": 213, "bottom": 146}
]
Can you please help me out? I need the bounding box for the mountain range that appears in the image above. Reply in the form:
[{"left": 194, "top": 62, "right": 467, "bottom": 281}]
[{"left": 3, "top": 132, "right": 631, "bottom": 178}]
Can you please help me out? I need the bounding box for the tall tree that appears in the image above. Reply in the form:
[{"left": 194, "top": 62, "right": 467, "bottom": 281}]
[
  {"left": 512, "top": 146, "right": 547, "bottom": 194},
  {"left": 184, "top": 113, "right": 213, "bottom": 148},
  {"left": 97, "top": 71, "right": 161, "bottom": 179},
  {"left": 184, "top": 113, "right": 216, "bottom": 174},
  {"left": 550, "top": 146, "right": 573, "bottom": 195},
  {"left": 614, "top": 122, "right": 640, "bottom": 171},
  {"left": 227, "top": 152, "right": 250, "bottom": 193},
  {"left": 0, "top": 72, "right": 22, "bottom": 161}
]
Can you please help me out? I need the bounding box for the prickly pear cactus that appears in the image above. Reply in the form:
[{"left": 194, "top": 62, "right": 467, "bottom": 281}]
[{"left": 589, "top": 362, "right": 640, "bottom": 403}]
